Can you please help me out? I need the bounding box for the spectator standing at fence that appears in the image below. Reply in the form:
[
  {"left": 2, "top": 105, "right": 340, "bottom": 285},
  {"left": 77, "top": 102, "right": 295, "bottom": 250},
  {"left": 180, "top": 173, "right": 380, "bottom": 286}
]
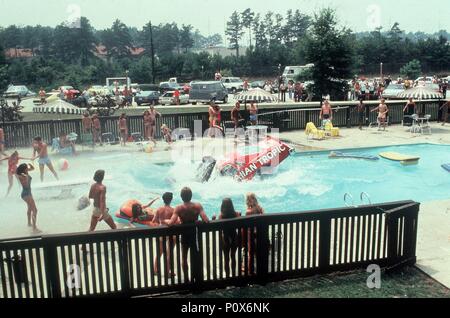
[
  {"left": 32, "top": 136, "right": 59, "bottom": 182},
  {"left": 82, "top": 113, "right": 92, "bottom": 134},
  {"left": 245, "top": 193, "right": 264, "bottom": 275},
  {"left": 231, "top": 102, "right": 243, "bottom": 136},
  {"left": 288, "top": 82, "right": 294, "bottom": 100},
  {"left": 123, "top": 86, "right": 132, "bottom": 107},
  {"left": 247, "top": 102, "right": 258, "bottom": 126},
  {"left": 16, "top": 163, "right": 40, "bottom": 233},
  {"left": 153, "top": 192, "right": 178, "bottom": 276},
  {"left": 440, "top": 100, "right": 449, "bottom": 126},
  {"left": 216, "top": 198, "right": 241, "bottom": 277},
  {"left": 148, "top": 106, "right": 161, "bottom": 145},
  {"left": 39, "top": 87, "right": 47, "bottom": 104},
  {"left": 442, "top": 81, "right": 448, "bottom": 99},
  {"left": 354, "top": 81, "right": 361, "bottom": 100},
  {"left": 88, "top": 170, "right": 117, "bottom": 232},
  {"left": 320, "top": 100, "right": 333, "bottom": 123},
  {"left": 168, "top": 187, "right": 209, "bottom": 282},
  {"left": 356, "top": 99, "right": 365, "bottom": 130},
  {"left": 243, "top": 79, "right": 249, "bottom": 92},
  {"left": 92, "top": 114, "right": 102, "bottom": 146},
  {"left": 118, "top": 113, "right": 128, "bottom": 146},
  {"left": 280, "top": 82, "right": 287, "bottom": 102}
]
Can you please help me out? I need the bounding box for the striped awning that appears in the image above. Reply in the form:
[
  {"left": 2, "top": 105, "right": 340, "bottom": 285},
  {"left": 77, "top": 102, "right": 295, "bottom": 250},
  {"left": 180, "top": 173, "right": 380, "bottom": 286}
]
[
  {"left": 397, "top": 87, "right": 443, "bottom": 100},
  {"left": 33, "top": 100, "right": 83, "bottom": 115},
  {"left": 235, "top": 88, "right": 278, "bottom": 103}
]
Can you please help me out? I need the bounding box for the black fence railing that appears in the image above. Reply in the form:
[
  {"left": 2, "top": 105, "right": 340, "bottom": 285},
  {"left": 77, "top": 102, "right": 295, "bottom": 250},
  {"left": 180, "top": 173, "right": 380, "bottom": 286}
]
[
  {"left": 0, "top": 201, "right": 419, "bottom": 298},
  {"left": 0, "top": 100, "right": 442, "bottom": 149}
]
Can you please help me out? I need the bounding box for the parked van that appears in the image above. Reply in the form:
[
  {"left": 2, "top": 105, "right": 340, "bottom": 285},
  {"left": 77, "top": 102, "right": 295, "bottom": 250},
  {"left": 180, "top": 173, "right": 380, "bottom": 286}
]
[
  {"left": 189, "top": 81, "right": 229, "bottom": 104},
  {"left": 282, "top": 64, "right": 314, "bottom": 83}
]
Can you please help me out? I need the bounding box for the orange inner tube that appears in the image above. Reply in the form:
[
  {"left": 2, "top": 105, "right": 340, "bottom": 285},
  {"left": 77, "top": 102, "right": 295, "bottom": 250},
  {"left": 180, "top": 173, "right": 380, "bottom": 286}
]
[{"left": 117, "top": 199, "right": 157, "bottom": 226}]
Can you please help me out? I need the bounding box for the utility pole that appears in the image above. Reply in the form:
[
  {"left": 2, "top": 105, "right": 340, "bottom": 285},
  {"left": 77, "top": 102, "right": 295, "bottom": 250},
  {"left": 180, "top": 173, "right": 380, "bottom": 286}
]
[{"left": 150, "top": 22, "right": 156, "bottom": 84}]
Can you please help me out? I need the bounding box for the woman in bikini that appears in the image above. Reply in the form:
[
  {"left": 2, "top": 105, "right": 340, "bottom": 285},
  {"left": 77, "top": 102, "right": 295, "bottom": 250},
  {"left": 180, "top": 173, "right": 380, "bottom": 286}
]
[
  {"left": 16, "top": 163, "right": 40, "bottom": 233},
  {"left": 1, "top": 151, "right": 32, "bottom": 197}
]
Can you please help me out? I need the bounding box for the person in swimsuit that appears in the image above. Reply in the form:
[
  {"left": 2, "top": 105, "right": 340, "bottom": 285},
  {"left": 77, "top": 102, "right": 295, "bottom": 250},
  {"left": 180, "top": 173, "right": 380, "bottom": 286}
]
[
  {"left": 82, "top": 113, "right": 92, "bottom": 134},
  {"left": 371, "top": 99, "right": 389, "bottom": 131},
  {"left": 92, "top": 114, "right": 102, "bottom": 146},
  {"left": 88, "top": 170, "right": 117, "bottom": 232},
  {"left": 245, "top": 193, "right": 264, "bottom": 275},
  {"left": 153, "top": 192, "right": 178, "bottom": 276},
  {"left": 129, "top": 197, "right": 160, "bottom": 225},
  {"left": 214, "top": 198, "right": 241, "bottom": 277},
  {"left": 16, "top": 163, "right": 40, "bottom": 233},
  {"left": 1, "top": 151, "right": 32, "bottom": 197},
  {"left": 355, "top": 99, "right": 365, "bottom": 130},
  {"left": 143, "top": 110, "right": 152, "bottom": 141},
  {"left": 403, "top": 98, "right": 416, "bottom": 126},
  {"left": 160, "top": 124, "right": 173, "bottom": 145},
  {"left": 148, "top": 106, "right": 161, "bottom": 145},
  {"left": 320, "top": 100, "right": 333, "bottom": 123},
  {"left": 118, "top": 113, "right": 128, "bottom": 146},
  {"left": 59, "top": 132, "right": 77, "bottom": 155},
  {"left": 247, "top": 102, "right": 258, "bottom": 126},
  {"left": 231, "top": 102, "right": 243, "bottom": 137},
  {"left": 208, "top": 101, "right": 222, "bottom": 137},
  {"left": 32, "top": 136, "right": 59, "bottom": 182},
  {"left": 167, "top": 187, "right": 209, "bottom": 281}
]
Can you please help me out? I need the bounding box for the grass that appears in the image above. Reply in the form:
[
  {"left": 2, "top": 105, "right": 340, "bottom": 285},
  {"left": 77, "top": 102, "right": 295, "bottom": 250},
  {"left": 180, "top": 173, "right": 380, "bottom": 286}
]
[{"left": 167, "top": 266, "right": 449, "bottom": 298}]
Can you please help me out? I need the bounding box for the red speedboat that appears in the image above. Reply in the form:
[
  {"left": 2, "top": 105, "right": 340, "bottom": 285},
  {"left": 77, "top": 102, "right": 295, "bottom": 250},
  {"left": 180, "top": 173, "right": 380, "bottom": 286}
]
[{"left": 215, "top": 136, "right": 294, "bottom": 181}]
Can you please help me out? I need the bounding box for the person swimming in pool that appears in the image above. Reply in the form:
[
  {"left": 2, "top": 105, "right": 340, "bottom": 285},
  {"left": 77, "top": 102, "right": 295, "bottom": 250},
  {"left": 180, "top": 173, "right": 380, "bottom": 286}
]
[
  {"left": 32, "top": 136, "right": 59, "bottom": 182},
  {"left": 16, "top": 163, "right": 40, "bottom": 233},
  {"left": 1, "top": 151, "right": 33, "bottom": 197}
]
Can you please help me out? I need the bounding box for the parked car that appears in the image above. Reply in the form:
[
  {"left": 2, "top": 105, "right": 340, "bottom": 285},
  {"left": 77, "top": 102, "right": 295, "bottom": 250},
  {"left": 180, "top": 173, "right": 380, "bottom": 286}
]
[
  {"left": 250, "top": 80, "right": 266, "bottom": 89},
  {"left": 159, "top": 82, "right": 183, "bottom": 93},
  {"left": 135, "top": 90, "right": 160, "bottom": 106},
  {"left": 189, "top": 81, "right": 229, "bottom": 105},
  {"left": 221, "top": 77, "right": 244, "bottom": 93},
  {"left": 159, "top": 91, "right": 189, "bottom": 105},
  {"left": 3, "top": 85, "right": 36, "bottom": 98},
  {"left": 382, "top": 83, "right": 405, "bottom": 100},
  {"left": 88, "top": 85, "right": 111, "bottom": 96},
  {"left": 424, "top": 83, "right": 441, "bottom": 94}
]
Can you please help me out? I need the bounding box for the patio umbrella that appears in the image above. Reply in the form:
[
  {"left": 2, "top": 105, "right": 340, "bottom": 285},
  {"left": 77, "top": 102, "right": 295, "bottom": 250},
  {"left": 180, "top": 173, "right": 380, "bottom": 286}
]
[
  {"left": 235, "top": 88, "right": 278, "bottom": 103},
  {"left": 397, "top": 86, "right": 443, "bottom": 100},
  {"left": 32, "top": 99, "right": 83, "bottom": 115}
]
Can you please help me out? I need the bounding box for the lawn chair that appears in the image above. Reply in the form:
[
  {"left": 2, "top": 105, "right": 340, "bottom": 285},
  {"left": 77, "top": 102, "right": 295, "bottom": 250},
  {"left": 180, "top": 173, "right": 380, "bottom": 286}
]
[{"left": 305, "top": 122, "right": 325, "bottom": 140}]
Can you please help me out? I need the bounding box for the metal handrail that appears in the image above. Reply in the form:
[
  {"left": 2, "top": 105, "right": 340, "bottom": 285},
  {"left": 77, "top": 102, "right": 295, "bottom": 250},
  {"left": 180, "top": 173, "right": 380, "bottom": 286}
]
[
  {"left": 360, "top": 192, "right": 372, "bottom": 205},
  {"left": 344, "top": 193, "right": 355, "bottom": 207}
]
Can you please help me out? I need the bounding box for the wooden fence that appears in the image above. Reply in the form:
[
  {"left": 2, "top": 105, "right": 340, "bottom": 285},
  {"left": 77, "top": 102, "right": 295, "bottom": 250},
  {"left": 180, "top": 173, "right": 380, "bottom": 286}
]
[
  {"left": 0, "top": 100, "right": 442, "bottom": 149},
  {"left": 0, "top": 200, "right": 419, "bottom": 298}
]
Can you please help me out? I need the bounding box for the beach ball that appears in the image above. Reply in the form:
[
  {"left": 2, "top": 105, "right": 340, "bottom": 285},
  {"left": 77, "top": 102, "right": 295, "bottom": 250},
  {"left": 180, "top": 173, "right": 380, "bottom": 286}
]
[
  {"left": 144, "top": 145, "right": 153, "bottom": 153},
  {"left": 59, "top": 158, "right": 69, "bottom": 171}
]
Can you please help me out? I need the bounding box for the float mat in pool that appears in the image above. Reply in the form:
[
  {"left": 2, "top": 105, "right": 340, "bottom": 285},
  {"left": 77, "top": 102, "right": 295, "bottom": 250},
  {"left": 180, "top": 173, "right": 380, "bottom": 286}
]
[
  {"left": 329, "top": 151, "right": 379, "bottom": 161},
  {"left": 442, "top": 164, "right": 450, "bottom": 172},
  {"left": 379, "top": 152, "right": 420, "bottom": 165}
]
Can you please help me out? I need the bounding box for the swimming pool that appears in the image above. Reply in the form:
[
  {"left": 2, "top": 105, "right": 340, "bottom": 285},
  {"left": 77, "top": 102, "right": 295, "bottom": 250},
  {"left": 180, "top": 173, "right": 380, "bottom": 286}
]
[{"left": 0, "top": 143, "right": 449, "bottom": 238}]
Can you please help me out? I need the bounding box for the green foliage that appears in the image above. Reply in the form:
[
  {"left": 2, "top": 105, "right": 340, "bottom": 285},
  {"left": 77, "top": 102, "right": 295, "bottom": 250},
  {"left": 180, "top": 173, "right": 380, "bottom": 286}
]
[
  {"left": 400, "top": 60, "right": 422, "bottom": 80},
  {"left": 301, "top": 8, "right": 353, "bottom": 100},
  {"left": 226, "top": 11, "right": 245, "bottom": 57}
]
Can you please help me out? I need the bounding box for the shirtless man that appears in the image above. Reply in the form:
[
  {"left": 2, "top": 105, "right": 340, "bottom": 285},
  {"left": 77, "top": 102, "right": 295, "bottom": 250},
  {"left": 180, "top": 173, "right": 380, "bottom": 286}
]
[
  {"left": 92, "top": 114, "right": 102, "bottom": 145},
  {"left": 168, "top": 187, "right": 209, "bottom": 281},
  {"left": 32, "top": 136, "right": 59, "bottom": 182},
  {"left": 153, "top": 192, "right": 178, "bottom": 275},
  {"left": 208, "top": 102, "right": 222, "bottom": 137},
  {"left": 231, "top": 102, "right": 242, "bottom": 136},
  {"left": 320, "top": 100, "right": 333, "bottom": 122},
  {"left": 88, "top": 170, "right": 116, "bottom": 232},
  {"left": 371, "top": 99, "right": 389, "bottom": 131},
  {"left": 247, "top": 102, "right": 258, "bottom": 126},
  {"left": 81, "top": 113, "right": 92, "bottom": 134},
  {"left": 59, "top": 132, "right": 77, "bottom": 155}
]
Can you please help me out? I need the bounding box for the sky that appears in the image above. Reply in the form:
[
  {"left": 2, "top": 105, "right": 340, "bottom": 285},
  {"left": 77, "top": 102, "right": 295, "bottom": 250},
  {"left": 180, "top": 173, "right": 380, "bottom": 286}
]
[{"left": 0, "top": 0, "right": 448, "bottom": 38}]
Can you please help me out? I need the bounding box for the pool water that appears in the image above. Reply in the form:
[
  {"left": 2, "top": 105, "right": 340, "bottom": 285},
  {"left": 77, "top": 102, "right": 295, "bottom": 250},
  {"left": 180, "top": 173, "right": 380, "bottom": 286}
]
[{"left": 0, "top": 143, "right": 449, "bottom": 238}]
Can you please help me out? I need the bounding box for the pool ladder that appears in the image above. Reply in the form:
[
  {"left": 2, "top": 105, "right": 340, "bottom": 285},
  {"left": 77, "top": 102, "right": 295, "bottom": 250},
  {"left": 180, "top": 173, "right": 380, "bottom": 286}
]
[{"left": 344, "top": 192, "right": 372, "bottom": 207}]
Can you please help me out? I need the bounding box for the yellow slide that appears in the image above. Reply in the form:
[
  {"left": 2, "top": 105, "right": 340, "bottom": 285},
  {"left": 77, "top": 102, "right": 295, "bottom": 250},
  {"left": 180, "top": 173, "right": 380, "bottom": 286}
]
[{"left": 379, "top": 152, "right": 420, "bottom": 165}]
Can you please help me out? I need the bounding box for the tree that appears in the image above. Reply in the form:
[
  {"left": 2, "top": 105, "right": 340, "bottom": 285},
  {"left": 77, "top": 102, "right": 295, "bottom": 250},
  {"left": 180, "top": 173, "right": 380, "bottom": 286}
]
[
  {"left": 241, "top": 9, "right": 255, "bottom": 50},
  {"left": 101, "top": 20, "right": 133, "bottom": 60},
  {"left": 301, "top": 8, "right": 354, "bottom": 100},
  {"left": 400, "top": 60, "right": 422, "bottom": 80},
  {"left": 179, "top": 24, "right": 194, "bottom": 53},
  {"left": 226, "top": 11, "right": 244, "bottom": 57}
]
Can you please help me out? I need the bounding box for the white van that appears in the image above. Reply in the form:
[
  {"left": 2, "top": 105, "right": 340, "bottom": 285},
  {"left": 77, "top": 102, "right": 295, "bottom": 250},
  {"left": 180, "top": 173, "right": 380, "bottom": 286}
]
[{"left": 282, "top": 64, "right": 314, "bottom": 83}]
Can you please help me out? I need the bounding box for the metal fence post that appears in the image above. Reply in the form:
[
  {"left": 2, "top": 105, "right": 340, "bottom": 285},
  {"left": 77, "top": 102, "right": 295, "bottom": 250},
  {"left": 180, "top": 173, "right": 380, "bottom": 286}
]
[
  {"left": 42, "top": 239, "right": 61, "bottom": 298},
  {"left": 191, "top": 225, "right": 204, "bottom": 293},
  {"left": 119, "top": 235, "right": 131, "bottom": 295},
  {"left": 386, "top": 213, "right": 399, "bottom": 266}
]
